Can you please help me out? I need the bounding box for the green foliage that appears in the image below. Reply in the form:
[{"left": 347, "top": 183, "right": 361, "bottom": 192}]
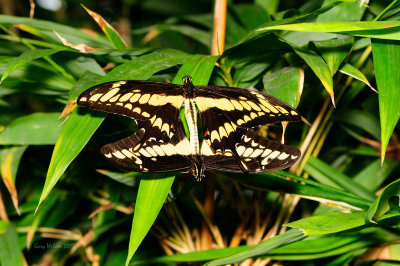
[{"left": 0, "top": 0, "right": 399, "bottom": 265}]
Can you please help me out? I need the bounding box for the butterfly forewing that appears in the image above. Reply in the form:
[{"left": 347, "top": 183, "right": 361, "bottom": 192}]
[
  {"left": 77, "top": 80, "right": 184, "bottom": 121},
  {"left": 195, "top": 85, "right": 300, "bottom": 128}
]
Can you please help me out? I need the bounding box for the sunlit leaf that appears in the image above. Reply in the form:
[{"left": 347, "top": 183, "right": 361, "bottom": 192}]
[
  {"left": 366, "top": 179, "right": 400, "bottom": 222},
  {"left": 339, "top": 63, "right": 376, "bottom": 92},
  {"left": 207, "top": 229, "right": 305, "bottom": 265},
  {"left": 371, "top": 39, "right": 400, "bottom": 162},
  {"left": 312, "top": 37, "right": 353, "bottom": 75},
  {"left": 293, "top": 46, "right": 335, "bottom": 106},
  {"left": 287, "top": 211, "right": 367, "bottom": 235},
  {"left": 81, "top": 5, "right": 128, "bottom": 49}
]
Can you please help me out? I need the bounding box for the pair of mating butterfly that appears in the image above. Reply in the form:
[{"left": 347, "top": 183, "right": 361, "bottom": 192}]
[{"left": 77, "top": 76, "right": 301, "bottom": 180}]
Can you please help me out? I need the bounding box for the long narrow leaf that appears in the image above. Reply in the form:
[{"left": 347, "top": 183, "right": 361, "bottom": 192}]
[{"left": 371, "top": 39, "right": 400, "bottom": 162}]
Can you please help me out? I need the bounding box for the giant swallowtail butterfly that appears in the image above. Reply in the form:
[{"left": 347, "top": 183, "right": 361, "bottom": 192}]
[{"left": 77, "top": 76, "right": 301, "bottom": 180}]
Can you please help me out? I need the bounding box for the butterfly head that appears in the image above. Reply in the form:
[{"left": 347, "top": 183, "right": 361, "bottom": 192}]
[{"left": 182, "top": 76, "right": 193, "bottom": 85}]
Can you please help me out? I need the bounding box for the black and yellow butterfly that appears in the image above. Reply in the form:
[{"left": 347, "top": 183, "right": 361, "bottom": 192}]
[{"left": 77, "top": 76, "right": 301, "bottom": 180}]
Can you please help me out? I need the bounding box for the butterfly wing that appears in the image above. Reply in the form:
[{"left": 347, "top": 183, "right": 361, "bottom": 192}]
[
  {"left": 194, "top": 85, "right": 301, "bottom": 128},
  {"left": 194, "top": 85, "right": 300, "bottom": 170},
  {"left": 77, "top": 80, "right": 185, "bottom": 141},
  {"left": 101, "top": 126, "right": 192, "bottom": 173},
  {"left": 201, "top": 128, "right": 300, "bottom": 173}
]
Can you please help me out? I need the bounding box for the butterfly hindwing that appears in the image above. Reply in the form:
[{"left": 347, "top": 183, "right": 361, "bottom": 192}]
[
  {"left": 201, "top": 128, "right": 300, "bottom": 173},
  {"left": 101, "top": 126, "right": 192, "bottom": 173}
]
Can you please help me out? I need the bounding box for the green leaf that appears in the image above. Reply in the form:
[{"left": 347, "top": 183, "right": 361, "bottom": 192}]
[
  {"left": 0, "top": 113, "right": 63, "bottom": 145},
  {"left": 305, "top": 157, "right": 376, "bottom": 201},
  {"left": 317, "top": 0, "right": 366, "bottom": 22},
  {"left": 339, "top": 63, "right": 376, "bottom": 92},
  {"left": 334, "top": 109, "right": 381, "bottom": 140},
  {"left": 126, "top": 54, "right": 219, "bottom": 266},
  {"left": 207, "top": 229, "right": 305, "bottom": 265},
  {"left": 263, "top": 67, "right": 302, "bottom": 108},
  {"left": 287, "top": 211, "right": 367, "bottom": 235},
  {"left": 239, "top": 0, "right": 352, "bottom": 44},
  {"left": 293, "top": 46, "right": 335, "bottom": 105},
  {"left": 0, "top": 48, "right": 68, "bottom": 83},
  {"left": 0, "top": 15, "right": 112, "bottom": 48},
  {"left": 371, "top": 39, "right": 400, "bottom": 162},
  {"left": 125, "top": 176, "right": 175, "bottom": 265},
  {"left": 256, "top": 21, "right": 400, "bottom": 41},
  {"left": 230, "top": 171, "right": 372, "bottom": 209},
  {"left": 0, "top": 145, "right": 27, "bottom": 214},
  {"left": 38, "top": 49, "right": 190, "bottom": 209},
  {"left": 82, "top": 5, "right": 128, "bottom": 49},
  {"left": 0, "top": 221, "right": 24, "bottom": 266},
  {"left": 311, "top": 37, "right": 353, "bottom": 75},
  {"left": 96, "top": 169, "right": 140, "bottom": 187},
  {"left": 366, "top": 179, "right": 400, "bottom": 222}
]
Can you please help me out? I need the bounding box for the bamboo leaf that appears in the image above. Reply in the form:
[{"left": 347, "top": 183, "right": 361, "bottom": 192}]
[
  {"left": 371, "top": 39, "right": 400, "bottom": 162},
  {"left": 0, "top": 145, "right": 27, "bottom": 214},
  {"left": 339, "top": 63, "right": 376, "bottom": 92},
  {"left": 305, "top": 157, "right": 376, "bottom": 201},
  {"left": 287, "top": 211, "right": 367, "bottom": 235},
  {"left": 0, "top": 113, "right": 63, "bottom": 145},
  {"left": 312, "top": 37, "right": 353, "bottom": 75},
  {"left": 366, "top": 179, "right": 400, "bottom": 222},
  {"left": 0, "top": 221, "right": 24, "bottom": 266},
  {"left": 293, "top": 47, "right": 335, "bottom": 106},
  {"left": 0, "top": 48, "right": 68, "bottom": 83},
  {"left": 207, "top": 229, "right": 305, "bottom": 265},
  {"left": 82, "top": 5, "right": 128, "bottom": 49},
  {"left": 263, "top": 67, "right": 303, "bottom": 108}
]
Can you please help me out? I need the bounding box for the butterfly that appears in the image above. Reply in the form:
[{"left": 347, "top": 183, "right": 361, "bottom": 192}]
[{"left": 77, "top": 76, "right": 301, "bottom": 180}]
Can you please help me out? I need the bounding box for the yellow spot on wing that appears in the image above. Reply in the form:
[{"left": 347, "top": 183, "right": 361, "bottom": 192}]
[
  {"left": 89, "top": 93, "right": 102, "bottom": 102},
  {"left": 154, "top": 118, "right": 162, "bottom": 129},
  {"left": 119, "top": 93, "right": 133, "bottom": 102},
  {"left": 230, "top": 99, "right": 243, "bottom": 111},
  {"left": 224, "top": 122, "right": 234, "bottom": 135},
  {"left": 110, "top": 94, "right": 120, "bottom": 102},
  {"left": 240, "top": 101, "right": 252, "bottom": 111},
  {"left": 130, "top": 94, "right": 141, "bottom": 103},
  {"left": 276, "top": 106, "right": 289, "bottom": 114},
  {"left": 125, "top": 103, "right": 132, "bottom": 110},
  {"left": 291, "top": 110, "right": 298, "bottom": 115},
  {"left": 142, "top": 112, "right": 150, "bottom": 118},
  {"left": 139, "top": 94, "right": 150, "bottom": 104},
  {"left": 211, "top": 130, "right": 220, "bottom": 142},
  {"left": 243, "top": 115, "right": 251, "bottom": 122},
  {"left": 239, "top": 96, "right": 247, "bottom": 100},
  {"left": 248, "top": 101, "right": 261, "bottom": 111},
  {"left": 250, "top": 112, "right": 258, "bottom": 119},
  {"left": 100, "top": 88, "right": 119, "bottom": 102},
  {"left": 219, "top": 126, "right": 228, "bottom": 138},
  {"left": 148, "top": 94, "right": 166, "bottom": 106},
  {"left": 133, "top": 107, "right": 141, "bottom": 113}
]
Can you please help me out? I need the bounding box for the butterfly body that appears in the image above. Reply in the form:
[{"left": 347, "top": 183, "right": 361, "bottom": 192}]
[{"left": 78, "top": 76, "right": 301, "bottom": 180}]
